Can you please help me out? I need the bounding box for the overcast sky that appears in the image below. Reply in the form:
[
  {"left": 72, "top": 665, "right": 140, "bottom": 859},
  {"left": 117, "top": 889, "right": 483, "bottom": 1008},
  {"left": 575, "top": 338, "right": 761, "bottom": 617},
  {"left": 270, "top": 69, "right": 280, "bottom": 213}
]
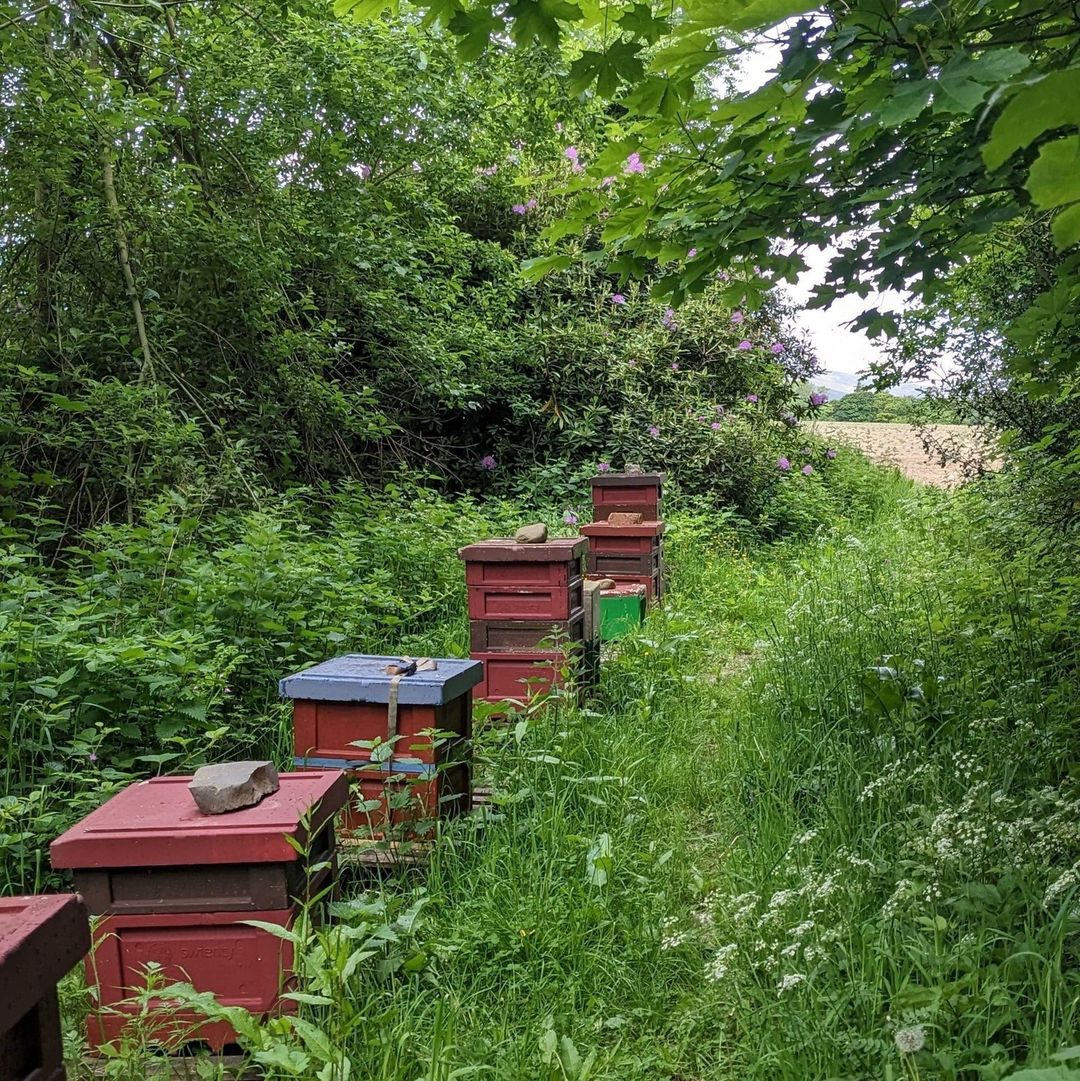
[{"left": 731, "top": 41, "right": 918, "bottom": 387}]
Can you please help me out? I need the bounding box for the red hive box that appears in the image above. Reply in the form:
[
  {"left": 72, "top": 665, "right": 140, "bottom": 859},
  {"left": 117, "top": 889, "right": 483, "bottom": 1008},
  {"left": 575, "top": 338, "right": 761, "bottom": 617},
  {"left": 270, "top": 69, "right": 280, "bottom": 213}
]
[
  {"left": 280, "top": 655, "right": 483, "bottom": 841},
  {"left": 460, "top": 538, "right": 586, "bottom": 622},
  {"left": 49, "top": 772, "right": 347, "bottom": 1053},
  {"left": 459, "top": 537, "right": 594, "bottom": 705},
  {"left": 581, "top": 520, "right": 665, "bottom": 578},
  {"left": 0, "top": 894, "right": 90, "bottom": 1081},
  {"left": 590, "top": 472, "right": 665, "bottom": 521}
]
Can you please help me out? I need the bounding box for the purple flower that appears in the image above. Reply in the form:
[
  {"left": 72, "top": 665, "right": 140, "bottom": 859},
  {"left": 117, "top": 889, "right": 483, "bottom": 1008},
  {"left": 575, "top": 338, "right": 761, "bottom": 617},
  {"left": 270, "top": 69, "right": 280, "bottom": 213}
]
[
  {"left": 711, "top": 422, "right": 722, "bottom": 431},
  {"left": 801, "top": 464, "right": 814, "bottom": 476},
  {"left": 718, "top": 271, "right": 731, "bottom": 281},
  {"left": 777, "top": 457, "right": 791, "bottom": 472},
  {"left": 624, "top": 152, "right": 645, "bottom": 175},
  {"left": 611, "top": 293, "right": 626, "bottom": 305},
  {"left": 600, "top": 175, "right": 617, "bottom": 188},
  {"left": 738, "top": 340, "right": 753, "bottom": 350},
  {"left": 563, "top": 510, "right": 579, "bottom": 525},
  {"left": 662, "top": 307, "right": 678, "bottom": 330},
  {"left": 782, "top": 414, "right": 798, "bottom": 428},
  {"left": 88, "top": 752, "right": 98, "bottom": 762},
  {"left": 479, "top": 454, "right": 497, "bottom": 470},
  {"left": 745, "top": 393, "right": 759, "bottom": 404},
  {"left": 809, "top": 392, "right": 828, "bottom": 407},
  {"left": 671, "top": 362, "right": 680, "bottom": 371},
  {"left": 525, "top": 198, "right": 538, "bottom": 210},
  {"left": 648, "top": 425, "right": 660, "bottom": 438},
  {"left": 511, "top": 203, "right": 527, "bottom": 215},
  {"left": 627, "top": 359, "right": 637, "bottom": 367},
  {"left": 687, "top": 247, "right": 698, "bottom": 259},
  {"left": 598, "top": 461, "right": 611, "bottom": 472},
  {"left": 826, "top": 448, "right": 837, "bottom": 460},
  {"left": 731, "top": 310, "right": 745, "bottom": 325},
  {"left": 565, "top": 145, "right": 579, "bottom": 163},
  {"left": 770, "top": 342, "right": 785, "bottom": 354}
]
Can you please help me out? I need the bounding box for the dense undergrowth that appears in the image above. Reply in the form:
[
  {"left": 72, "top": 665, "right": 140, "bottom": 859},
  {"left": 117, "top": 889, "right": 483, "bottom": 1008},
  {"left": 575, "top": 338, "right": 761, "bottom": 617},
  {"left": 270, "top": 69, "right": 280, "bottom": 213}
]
[{"left": 45, "top": 454, "right": 1080, "bottom": 1081}]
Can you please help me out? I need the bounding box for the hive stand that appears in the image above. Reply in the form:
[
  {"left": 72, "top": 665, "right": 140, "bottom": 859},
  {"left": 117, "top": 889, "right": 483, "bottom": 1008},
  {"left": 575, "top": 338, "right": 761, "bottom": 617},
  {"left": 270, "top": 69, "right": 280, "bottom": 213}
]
[
  {"left": 49, "top": 771, "right": 347, "bottom": 1053},
  {"left": 0, "top": 893, "right": 90, "bottom": 1081},
  {"left": 458, "top": 537, "right": 595, "bottom": 706},
  {"left": 280, "top": 655, "right": 482, "bottom": 844}
]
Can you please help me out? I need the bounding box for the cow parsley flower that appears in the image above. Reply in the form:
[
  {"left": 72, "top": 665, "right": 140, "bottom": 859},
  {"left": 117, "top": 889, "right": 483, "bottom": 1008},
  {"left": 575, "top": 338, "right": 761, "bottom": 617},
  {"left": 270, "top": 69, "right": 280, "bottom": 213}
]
[
  {"left": 706, "top": 943, "right": 738, "bottom": 983},
  {"left": 777, "top": 973, "right": 805, "bottom": 994}
]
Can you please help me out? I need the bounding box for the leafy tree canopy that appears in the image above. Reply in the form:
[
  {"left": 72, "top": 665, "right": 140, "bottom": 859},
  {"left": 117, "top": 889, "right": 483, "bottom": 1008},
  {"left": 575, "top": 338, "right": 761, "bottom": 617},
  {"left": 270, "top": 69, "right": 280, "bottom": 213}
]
[{"left": 339, "top": 0, "right": 1080, "bottom": 399}]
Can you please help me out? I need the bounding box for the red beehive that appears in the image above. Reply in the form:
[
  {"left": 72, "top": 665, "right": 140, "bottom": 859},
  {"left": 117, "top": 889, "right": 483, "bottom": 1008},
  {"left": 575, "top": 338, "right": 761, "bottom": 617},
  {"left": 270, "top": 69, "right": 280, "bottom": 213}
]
[
  {"left": 581, "top": 520, "right": 665, "bottom": 592},
  {"left": 471, "top": 649, "right": 579, "bottom": 704},
  {"left": 459, "top": 538, "right": 586, "bottom": 622},
  {"left": 0, "top": 893, "right": 90, "bottom": 1081},
  {"left": 589, "top": 570, "right": 662, "bottom": 603},
  {"left": 281, "top": 655, "right": 483, "bottom": 842},
  {"left": 50, "top": 772, "right": 347, "bottom": 1052},
  {"left": 590, "top": 472, "right": 665, "bottom": 521}
]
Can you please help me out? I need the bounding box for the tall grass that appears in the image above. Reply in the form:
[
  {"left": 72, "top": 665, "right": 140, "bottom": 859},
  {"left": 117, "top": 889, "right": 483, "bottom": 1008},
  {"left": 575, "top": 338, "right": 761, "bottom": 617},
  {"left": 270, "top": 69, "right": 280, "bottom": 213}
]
[{"left": 60, "top": 462, "right": 1080, "bottom": 1080}]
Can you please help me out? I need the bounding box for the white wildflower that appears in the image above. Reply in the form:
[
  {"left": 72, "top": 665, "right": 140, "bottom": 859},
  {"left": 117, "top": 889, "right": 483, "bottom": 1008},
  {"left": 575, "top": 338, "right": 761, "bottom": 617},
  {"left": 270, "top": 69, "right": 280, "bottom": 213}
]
[
  {"left": 894, "top": 1026, "right": 925, "bottom": 1054},
  {"left": 777, "top": 972, "right": 805, "bottom": 994},
  {"left": 706, "top": 943, "right": 738, "bottom": 983}
]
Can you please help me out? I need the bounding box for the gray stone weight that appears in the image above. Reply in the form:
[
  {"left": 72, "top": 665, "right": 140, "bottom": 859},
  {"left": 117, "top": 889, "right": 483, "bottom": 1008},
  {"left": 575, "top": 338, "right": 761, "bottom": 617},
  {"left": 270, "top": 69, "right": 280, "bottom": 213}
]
[{"left": 188, "top": 760, "right": 281, "bottom": 814}]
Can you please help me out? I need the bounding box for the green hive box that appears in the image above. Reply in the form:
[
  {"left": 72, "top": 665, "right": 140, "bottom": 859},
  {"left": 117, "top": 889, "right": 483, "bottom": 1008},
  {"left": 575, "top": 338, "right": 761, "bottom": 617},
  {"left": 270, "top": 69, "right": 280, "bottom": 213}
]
[{"left": 599, "top": 585, "right": 647, "bottom": 641}]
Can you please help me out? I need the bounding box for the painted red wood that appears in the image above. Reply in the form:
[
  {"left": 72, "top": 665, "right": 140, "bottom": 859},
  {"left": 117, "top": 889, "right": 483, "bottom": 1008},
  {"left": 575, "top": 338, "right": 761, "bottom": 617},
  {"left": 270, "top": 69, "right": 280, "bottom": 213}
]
[
  {"left": 303, "top": 762, "right": 471, "bottom": 841},
  {"left": 0, "top": 894, "right": 89, "bottom": 1081},
  {"left": 467, "top": 578, "right": 583, "bottom": 621},
  {"left": 471, "top": 650, "right": 571, "bottom": 703},
  {"left": 469, "top": 612, "right": 584, "bottom": 651},
  {"left": 464, "top": 560, "right": 572, "bottom": 586},
  {"left": 50, "top": 772, "right": 348, "bottom": 870},
  {"left": 587, "top": 551, "right": 660, "bottom": 576},
  {"left": 293, "top": 696, "right": 470, "bottom": 765},
  {"left": 85, "top": 908, "right": 296, "bottom": 1052},
  {"left": 457, "top": 537, "right": 587, "bottom": 563}
]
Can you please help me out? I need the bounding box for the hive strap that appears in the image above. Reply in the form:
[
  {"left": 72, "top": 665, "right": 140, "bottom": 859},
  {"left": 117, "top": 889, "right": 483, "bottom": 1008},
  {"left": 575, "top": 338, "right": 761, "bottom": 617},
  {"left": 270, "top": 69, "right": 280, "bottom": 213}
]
[{"left": 382, "top": 657, "right": 437, "bottom": 767}]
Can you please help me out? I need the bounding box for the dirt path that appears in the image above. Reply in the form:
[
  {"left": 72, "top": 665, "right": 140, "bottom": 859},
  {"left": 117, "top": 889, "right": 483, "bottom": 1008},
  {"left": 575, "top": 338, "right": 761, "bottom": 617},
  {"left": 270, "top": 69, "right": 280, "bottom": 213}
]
[{"left": 809, "top": 421, "right": 996, "bottom": 487}]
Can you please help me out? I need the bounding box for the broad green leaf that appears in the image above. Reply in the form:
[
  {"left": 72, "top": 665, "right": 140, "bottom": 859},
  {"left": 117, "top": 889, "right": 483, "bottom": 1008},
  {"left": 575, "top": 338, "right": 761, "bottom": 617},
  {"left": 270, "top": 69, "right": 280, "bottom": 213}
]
[
  {"left": 570, "top": 41, "right": 644, "bottom": 95},
  {"left": 933, "top": 49, "right": 1030, "bottom": 115},
  {"left": 682, "top": 0, "right": 818, "bottom": 33},
  {"left": 1051, "top": 203, "right": 1080, "bottom": 250},
  {"left": 334, "top": 0, "right": 397, "bottom": 19},
  {"left": 520, "top": 253, "right": 571, "bottom": 281},
  {"left": 1001, "top": 1070, "right": 1080, "bottom": 1081},
  {"left": 621, "top": 75, "right": 691, "bottom": 118},
  {"left": 1027, "top": 136, "right": 1080, "bottom": 209},
  {"left": 879, "top": 80, "right": 933, "bottom": 126},
  {"left": 448, "top": 7, "right": 501, "bottom": 60},
  {"left": 983, "top": 68, "right": 1080, "bottom": 170}
]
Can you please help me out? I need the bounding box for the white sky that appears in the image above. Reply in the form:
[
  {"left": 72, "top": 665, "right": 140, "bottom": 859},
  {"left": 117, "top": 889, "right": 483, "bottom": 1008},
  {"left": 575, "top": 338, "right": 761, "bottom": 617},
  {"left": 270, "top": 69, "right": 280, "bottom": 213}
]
[{"left": 731, "top": 41, "right": 927, "bottom": 390}]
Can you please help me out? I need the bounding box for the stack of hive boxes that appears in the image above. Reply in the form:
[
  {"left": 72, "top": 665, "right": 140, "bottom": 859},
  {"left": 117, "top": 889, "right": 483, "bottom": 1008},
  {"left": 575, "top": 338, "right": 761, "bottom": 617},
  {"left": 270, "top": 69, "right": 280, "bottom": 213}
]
[
  {"left": 49, "top": 771, "right": 348, "bottom": 1051},
  {"left": 281, "top": 655, "right": 482, "bottom": 842},
  {"left": 459, "top": 535, "right": 594, "bottom": 704},
  {"left": 582, "top": 470, "right": 666, "bottom": 603}
]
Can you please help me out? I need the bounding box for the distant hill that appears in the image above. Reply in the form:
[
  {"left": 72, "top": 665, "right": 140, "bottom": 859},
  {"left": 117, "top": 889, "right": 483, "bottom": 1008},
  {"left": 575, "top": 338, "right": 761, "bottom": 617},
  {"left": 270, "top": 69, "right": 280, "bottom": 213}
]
[{"left": 817, "top": 371, "right": 930, "bottom": 399}]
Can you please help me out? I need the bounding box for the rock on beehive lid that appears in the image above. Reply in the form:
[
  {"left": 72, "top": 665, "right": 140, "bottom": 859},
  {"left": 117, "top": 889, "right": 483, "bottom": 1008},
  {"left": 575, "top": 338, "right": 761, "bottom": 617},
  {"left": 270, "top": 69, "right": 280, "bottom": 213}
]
[
  {"left": 188, "top": 760, "right": 280, "bottom": 815},
  {"left": 513, "top": 522, "right": 548, "bottom": 543},
  {"left": 49, "top": 772, "right": 348, "bottom": 869}
]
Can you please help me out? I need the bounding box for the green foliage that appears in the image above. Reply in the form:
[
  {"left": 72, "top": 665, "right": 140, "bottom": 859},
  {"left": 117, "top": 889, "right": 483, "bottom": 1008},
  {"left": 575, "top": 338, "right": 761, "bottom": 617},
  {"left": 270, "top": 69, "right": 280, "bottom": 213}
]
[{"left": 820, "top": 390, "right": 961, "bottom": 424}]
